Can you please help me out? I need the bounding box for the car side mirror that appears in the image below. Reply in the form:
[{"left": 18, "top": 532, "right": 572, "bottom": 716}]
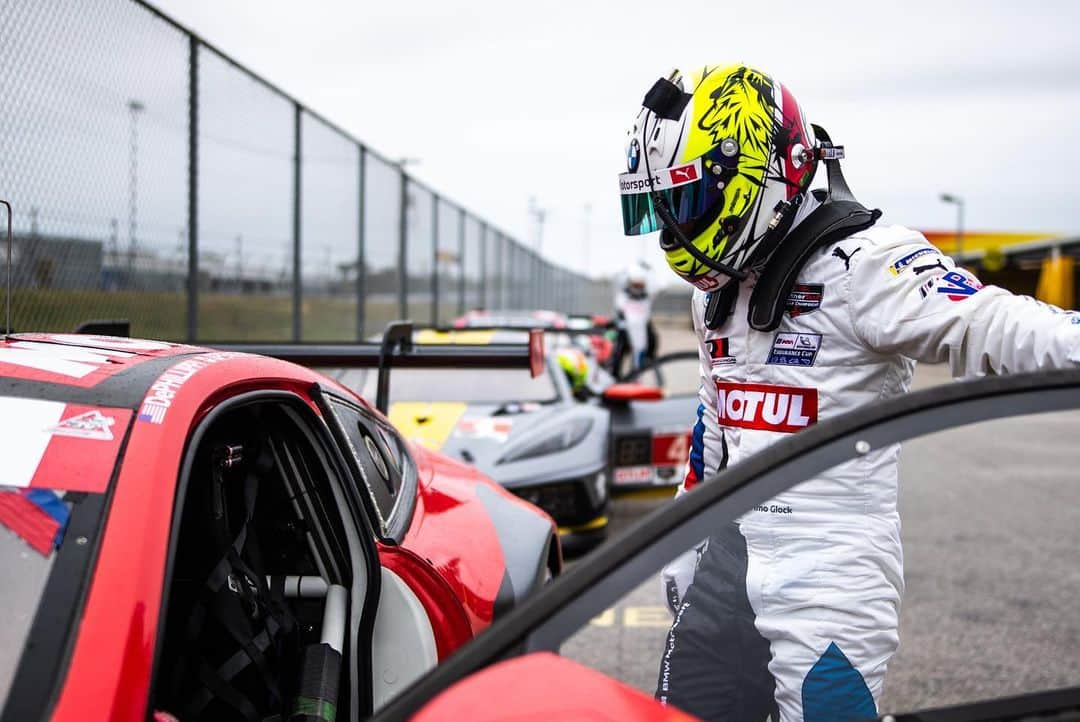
[
  {"left": 602, "top": 382, "right": 664, "bottom": 403},
  {"left": 412, "top": 652, "right": 693, "bottom": 721}
]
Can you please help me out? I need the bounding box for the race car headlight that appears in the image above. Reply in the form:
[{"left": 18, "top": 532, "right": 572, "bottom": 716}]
[{"left": 497, "top": 417, "right": 593, "bottom": 464}]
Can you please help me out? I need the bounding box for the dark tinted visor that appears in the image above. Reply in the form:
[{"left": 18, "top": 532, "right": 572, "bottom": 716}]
[{"left": 619, "top": 158, "right": 708, "bottom": 235}]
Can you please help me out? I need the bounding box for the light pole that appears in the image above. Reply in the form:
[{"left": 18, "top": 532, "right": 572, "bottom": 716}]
[
  {"left": 528, "top": 196, "right": 547, "bottom": 257},
  {"left": 127, "top": 99, "right": 145, "bottom": 284},
  {"left": 582, "top": 202, "right": 592, "bottom": 279},
  {"left": 395, "top": 158, "right": 420, "bottom": 319},
  {"left": 235, "top": 234, "right": 243, "bottom": 291},
  {"left": 940, "top": 193, "right": 965, "bottom": 263}
]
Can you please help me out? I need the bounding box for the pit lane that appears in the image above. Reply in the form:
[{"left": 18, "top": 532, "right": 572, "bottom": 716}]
[{"left": 564, "top": 328, "right": 1080, "bottom": 714}]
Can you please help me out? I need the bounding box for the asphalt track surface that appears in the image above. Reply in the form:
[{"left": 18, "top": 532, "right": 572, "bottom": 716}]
[{"left": 563, "top": 325, "right": 1080, "bottom": 717}]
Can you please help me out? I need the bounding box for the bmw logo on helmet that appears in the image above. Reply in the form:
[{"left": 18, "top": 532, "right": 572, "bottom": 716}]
[{"left": 627, "top": 138, "right": 640, "bottom": 172}]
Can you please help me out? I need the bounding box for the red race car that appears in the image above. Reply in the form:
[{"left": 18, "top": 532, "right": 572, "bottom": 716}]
[{"left": 0, "top": 327, "right": 559, "bottom": 721}]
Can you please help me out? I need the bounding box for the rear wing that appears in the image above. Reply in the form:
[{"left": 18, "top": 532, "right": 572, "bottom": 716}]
[
  {"left": 213, "top": 321, "right": 544, "bottom": 414},
  {"left": 424, "top": 323, "right": 609, "bottom": 338}
]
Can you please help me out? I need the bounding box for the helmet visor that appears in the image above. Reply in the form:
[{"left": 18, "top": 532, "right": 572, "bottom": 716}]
[{"left": 619, "top": 158, "right": 709, "bottom": 236}]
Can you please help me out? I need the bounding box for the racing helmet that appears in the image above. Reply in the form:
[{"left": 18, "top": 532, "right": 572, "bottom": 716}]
[
  {"left": 624, "top": 262, "right": 649, "bottom": 299},
  {"left": 619, "top": 64, "right": 819, "bottom": 292},
  {"left": 556, "top": 347, "right": 589, "bottom": 392}
]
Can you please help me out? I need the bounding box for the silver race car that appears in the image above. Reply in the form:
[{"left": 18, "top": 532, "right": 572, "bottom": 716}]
[
  {"left": 342, "top": 328, "right": 699, "bottom": 551},
  {"left": 324, "top": 329, "right": 611, "bottom": 552}
]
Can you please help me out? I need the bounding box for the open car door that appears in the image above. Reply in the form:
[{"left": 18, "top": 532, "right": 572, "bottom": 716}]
[{"left": 374, "top": 367, "right": 1080, "bottom": 722}]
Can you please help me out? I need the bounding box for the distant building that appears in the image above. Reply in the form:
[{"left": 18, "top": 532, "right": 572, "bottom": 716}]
[{"left": 11, "top": 233, "right": 102, "bottom": 290}]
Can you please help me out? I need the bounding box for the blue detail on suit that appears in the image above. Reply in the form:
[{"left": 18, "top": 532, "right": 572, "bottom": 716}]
[{"left": 802, "top": 642, "right": 876, "bottom": 722}]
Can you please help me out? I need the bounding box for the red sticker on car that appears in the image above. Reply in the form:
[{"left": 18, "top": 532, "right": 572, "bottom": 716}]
[
  {"left": 652, "top": 431, "right": 691, "bottom": 466},
  {"left": 613, "top": 466, "right": 653, "bottom": 485}
]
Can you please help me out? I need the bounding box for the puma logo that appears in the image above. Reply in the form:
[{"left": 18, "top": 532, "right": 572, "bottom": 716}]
[
  {"left": 832, "top": 246, "right": 862, "bottom": 271},
  {"left": 668, "top": 164, "right": 699, "bottom": 183},
  {"left": 913, "top": 259, "right": 949, "bottom": 276}
]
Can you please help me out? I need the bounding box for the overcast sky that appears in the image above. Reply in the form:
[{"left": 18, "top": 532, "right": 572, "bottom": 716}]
[{"left": 153, "top": 0, "right": 1080, "bottom": 282}]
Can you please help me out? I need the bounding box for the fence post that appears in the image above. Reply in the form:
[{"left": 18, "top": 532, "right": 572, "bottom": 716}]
[
  {"left": 538, "top": 259, "right": 546, "bottom": 310},
  {"left": 537, "top": 256, "right": 544, "bottom": 310},
  {"left": 504, "top": 236, "right": 511, "bottom": 310},
  {"left": 356, "top": 144, "right": 366, "bottom": 340},
  {"left": 291, "top": 103, "right": 302, "bottom": 341},
  {"left": 520, "top": 245, "right": 525, "bottom": 310},
  {"left": 508, "top": 242, "right": 515, "bottom": 309},
  {"left": 478, "top": 221, "right": 487, "bottom": 310},
  {"left": 537, "top": 258, "right": 542, "bottom": 310},
  {"left": 398, "top": 171, "right": 408, "bottom": 319},
  {"left": 488, "top": 231, "right": 496, "bottom": 311},
  {"left": 431, "top": 193, "right": 439, "bottom": 325},
  {"left": 530, "top": 255, "right": 537, "bottom": 309},
  {"left": 186, "top": 34, "right": 199, "bottom": 342},
  {"left": 457, "top": 207, "right": 466, "bottom": 315},
  {"left": 494, "top": 233, "right": 502, "bottom": 310}
]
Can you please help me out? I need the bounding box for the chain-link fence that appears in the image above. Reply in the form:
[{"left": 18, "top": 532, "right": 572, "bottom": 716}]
[{"left": 0, "top": 0, "right": 624, "bottom": 341}]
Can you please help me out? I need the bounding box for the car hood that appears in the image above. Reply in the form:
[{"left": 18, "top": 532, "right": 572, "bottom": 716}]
[{"left": 390, "top": 401, "right": 561, "bottom": 466}]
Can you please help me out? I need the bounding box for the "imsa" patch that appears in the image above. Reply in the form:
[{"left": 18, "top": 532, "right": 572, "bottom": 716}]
[{"left": 785, "top": 283, "right": 823, "bottom": 318}]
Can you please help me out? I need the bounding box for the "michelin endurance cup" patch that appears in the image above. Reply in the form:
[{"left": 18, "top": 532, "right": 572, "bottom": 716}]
[{"left": 767, "top": 333, "right": 822, "bottom": 367}]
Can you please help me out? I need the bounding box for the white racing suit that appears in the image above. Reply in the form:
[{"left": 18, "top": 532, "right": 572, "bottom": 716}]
[
  {"left": 656, "top": 222, "right": 1080, "bottom": 722},
  {"left": 613, "top": 287, "right": 657, "bottom": 374}
]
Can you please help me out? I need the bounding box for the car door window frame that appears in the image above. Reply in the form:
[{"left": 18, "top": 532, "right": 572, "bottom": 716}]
[
  {"left": 528, "top": 375, "right": 1080, "bottom": 648},
  {"left": 313, "top": 386, "right": 418, "bottom": 544}
]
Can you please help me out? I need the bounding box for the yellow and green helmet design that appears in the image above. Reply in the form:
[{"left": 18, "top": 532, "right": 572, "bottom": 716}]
[
  {"left": 619, "top": 64, "right": 819, "bottom": 292},
  {"left": 556, "top": 347, "right": 589, "bottom": 392}
]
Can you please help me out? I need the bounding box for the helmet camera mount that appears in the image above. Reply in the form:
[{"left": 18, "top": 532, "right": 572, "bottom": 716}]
[
  {"left": 809, "top": 124, "right": 855, "bottom": 203},
  {"left": 642, "top": 72, "right": 692, "bottom": 121}
]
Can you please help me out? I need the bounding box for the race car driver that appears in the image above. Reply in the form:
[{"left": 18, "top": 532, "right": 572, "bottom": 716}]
[
  {"left": 556, "top": 346, "right": 591, "bottom": 400},
  {"left": 608, "top": 260, "right": 659, "bottom": 377},
  {"left": 618, "top": 63, "right": 1080, "bottom": 722}
]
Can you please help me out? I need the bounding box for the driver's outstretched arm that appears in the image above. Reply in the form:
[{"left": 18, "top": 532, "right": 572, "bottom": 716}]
[{"left": 847, "top": 228, "right": 1080, "bottom": 375}]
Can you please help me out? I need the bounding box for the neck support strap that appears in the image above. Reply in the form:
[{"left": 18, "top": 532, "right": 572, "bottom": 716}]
[
  {"left": 746, "top": 193, "right": 880, "bottom": 331},
  {"left": 704, "top": 125, "right": 881, "bottom": 331}
]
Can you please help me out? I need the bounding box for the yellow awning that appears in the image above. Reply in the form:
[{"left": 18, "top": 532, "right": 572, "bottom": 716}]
[{"left": 920, "top": 230, "right": 1064, "bottom": 257}]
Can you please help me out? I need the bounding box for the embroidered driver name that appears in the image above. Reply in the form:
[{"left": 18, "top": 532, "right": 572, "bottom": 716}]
[{"left": 716, "top": 381, "right": 818, "bottom": 433}]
